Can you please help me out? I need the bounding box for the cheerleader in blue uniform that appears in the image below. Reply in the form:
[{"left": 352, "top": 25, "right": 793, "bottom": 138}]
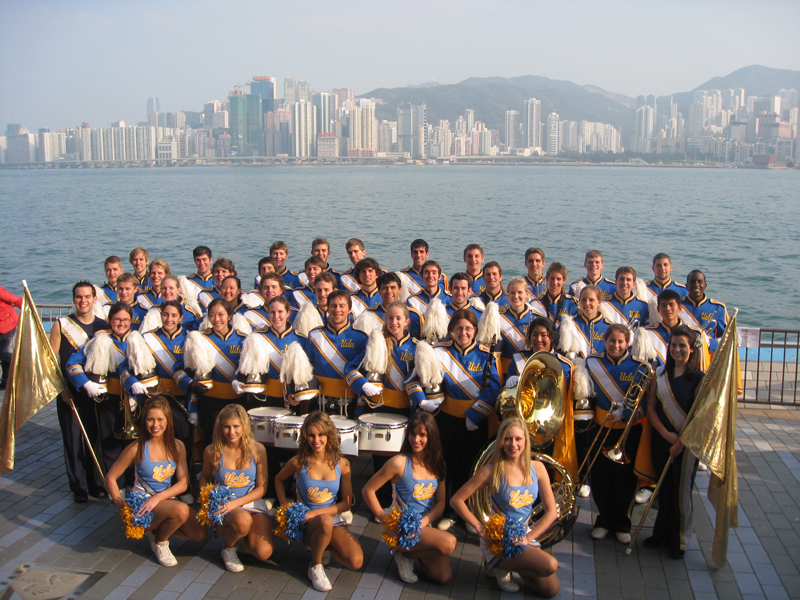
[
  {"left": 106, "top": 397, "right": 207, "bottom": 566},
  {"left": 200, "top": 404, "right": 274, "bottom": 572},
  {"left": 451, "top": 417, "right": 560, "bottom": 597},
  {"left": 362, "top": 412, "right": 456, "bottom": 584},
  {"left": 274, "top": 412, "right": 364, "bottom": 592}
]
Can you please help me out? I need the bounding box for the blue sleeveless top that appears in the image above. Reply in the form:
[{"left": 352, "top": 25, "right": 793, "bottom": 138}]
[
  {"left": 134, "top": 441, "right": 177, "bottom": 495},
  {"left": 296, "top": 460, "right": 341, "bottom": 509},
  {"left": 215, "top": 452, "right": 256, "bottom": 500},
  {"left": 392, "top": 454, "right": 438, "bottom": 515},
  {"left": 490, "top": 465, "right": 539, "bottom": 523}
]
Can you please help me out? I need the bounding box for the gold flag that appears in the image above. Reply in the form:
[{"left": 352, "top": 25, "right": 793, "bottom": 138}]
[
  {"left": 680, "top": 312, "right": 739, "bottom": 569},
  {"left": 0, "top": 282, "right": 66, "bottom": 474}
]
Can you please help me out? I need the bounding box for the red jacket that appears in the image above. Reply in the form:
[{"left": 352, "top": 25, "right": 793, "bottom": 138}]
[{"left": 0, "top": 286, "right": 22, "bottom": 335}]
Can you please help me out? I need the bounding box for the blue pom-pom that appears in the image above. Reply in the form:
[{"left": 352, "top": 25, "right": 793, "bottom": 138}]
[
  {"left": 502, "top": 517, "right": 526, "bottom": 559},
  {"left": 285, "top": 503, "right": 309, "bottom": 541},
  {"left": 208, "top": 485, "right": 236, "bottom": 526},
  {"left": 396, "top": 506, "right": 422, "bottom": 550},
  {"left": 126, "top": 491, "right": 154, "bottom": 529}
]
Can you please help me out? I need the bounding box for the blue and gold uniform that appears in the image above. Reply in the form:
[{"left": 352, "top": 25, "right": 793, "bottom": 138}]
[
  {"left": 640, "top": 320, "right": 709, "bottom": 370},
  {"left": 135, "top": 273, "right": 150, "bottom": 293},
  {"left": 132, "top": 441, "right": 177, "bottom": 496},
  {"left": 250, "top": 325, "right": 308, "bottom": 403},
  {"left": 605, "top": 293, "right": 649, "bottom": 327},
  {"left": 197, "top": 288, "right": 222, "bottom": 312},
  {"left": 287, "top": 285, "right": 317, "bottom": 311},
  {"left": 276, "top": 266, "right": 301, "bottom": 290},
  {"left": 445, "top": 300, "right": 483, "bottom": 321},
  {"left": 399, "top": 267, "right": 449, "bottom": 296},
  {"left": 338, "top": 269, "right": 361, "bottom": 294},
  {"left": 569, "top": 276, "right": 616, "bottom": 300},
  {"left": 540, "top": 291, "right": 578, "bottom": 323},
  {"left": 186, "top": 272, "right": 215, "bottom": 294},
  {"left": 305, "top": 321, "right": 368, "bottom": 416},
  {"left": 351, "top": 286, "right": 381, "bottom": 316},
  {"left": 407, "top": 288, "right": 452, "bottom": 315},
  {"left": 367, "top": 304, "right": 423, "bottom": 341},
  {"left": 479, "top": 288, "right": 510, "bottom": 309},
  {"left": 346, "top": 333, "right": 425, "bottom": 415},
  {"left": 100, "top": 282, "right": 119, "bottom": 304},
  {"left": 393, "top": 454, "right": 438, "bottom": 516},
  {"left": 572, "top": 313, "right": 613, "bottom": 358},
  {"left": 497, "top": 304, "right": 537, "bottom": 376},
  {"left": 525, "top": 274, "right": 547, "bottom": 299},
  {"left": 680, "top": 295, "right": 729, "bottom": 350},
  {"left": 298, "top": 264, "right": 341, "bottom": 289},
  {"left": 585, "top": 350, "right": 649, "bottom": 535},
  {"left": 466, "top": 270, "right": 485, "bottom": 295},
  {"left": 646, "top": 278, "right": 687, "bottom": 299},
  {"left": 242, "top": 305, "right": 271, "bottom": 330},
  {"left": 137, "top": 288, "right": 164, "bottom": 310}
]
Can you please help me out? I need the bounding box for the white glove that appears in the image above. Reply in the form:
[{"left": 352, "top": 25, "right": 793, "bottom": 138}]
[
  {"left": 466, "top": 418, "right": 479, "bottom": 431},
  {"left": 189, "top": 412, "right": 199, "bottom": 425},
  {"left": 83, "top": 381, "right": 105, "bottom": 398},
  {"left": 418, "top": 398, "right": 443, "bottom": 413},
  {"left": 231, "top": 379, "right": 245, "bottom": 395},
  {"left": 361, "top": 382, "right": 382, "bottom": 397},
  {"left": 505, "top": 375, "right": 519, "bottom": 389},
  {"left": 610, "top": 406, "right": 624, "bottom": 422},
  {"left": 128, "top": 397, "right": 138, "bottom": 411},
  {"left": 130, "top": 382, "right": 148, "bottom": 395}
]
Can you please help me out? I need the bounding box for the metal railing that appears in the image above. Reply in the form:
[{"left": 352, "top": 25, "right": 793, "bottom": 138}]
[
  {"left": 740, "top": 328, "right": 800, "bottom": 406},
  {"left": 37, "top": 304, "right": 72, "bottom": 325}
]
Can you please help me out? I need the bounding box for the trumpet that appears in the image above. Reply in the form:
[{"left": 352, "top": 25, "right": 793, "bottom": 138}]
[{"left": 114, "top": 392, "right": 139, "bottom": 440}]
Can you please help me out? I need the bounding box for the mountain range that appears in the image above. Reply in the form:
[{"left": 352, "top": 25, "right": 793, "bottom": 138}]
[{"left": 359, "top": 65, "right": 800, "bottom": 138}]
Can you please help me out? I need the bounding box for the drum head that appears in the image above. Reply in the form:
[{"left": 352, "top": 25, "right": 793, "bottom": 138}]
[
  {"left": 248, "top": 407, "right": 291, "bottom": 419},
  {"left": 357, "top": 413, "right": 408, "bottom": 427},
  {"left": 275, "top": 415, "right": 307, "bottom": 427},
  {"left": 331, "top": 416, "right": 358, "bottom": 433}
]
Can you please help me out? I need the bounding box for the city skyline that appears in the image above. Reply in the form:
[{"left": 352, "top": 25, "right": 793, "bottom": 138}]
[{"left": 1, "top": 0, "right": 798, "bottom": 132}]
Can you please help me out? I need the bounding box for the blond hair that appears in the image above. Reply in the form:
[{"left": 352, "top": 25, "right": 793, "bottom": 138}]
[
  {"left": 212, "top": 404, "right": 255, "bottom": 470},
  {"left": 490, "top": 417, "right": 533, "bottom": 493}
]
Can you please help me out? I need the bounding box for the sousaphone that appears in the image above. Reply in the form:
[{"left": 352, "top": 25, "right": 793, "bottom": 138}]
[{"left": 469, "top": 351, "right": 578, "bottom": 549}]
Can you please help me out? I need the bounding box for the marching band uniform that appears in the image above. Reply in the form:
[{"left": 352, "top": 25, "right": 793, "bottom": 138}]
[
  {"left": 137, "top": 288, "right": 164, "bottom": 310},
  {"left": 434, "top": 339, "right": 501, "bottom": 513},
  {"left": 445, "top": 299, "right": 483, "bottom": 321},
  {"left": 680, "top": 295, "right": 729, "bottom": 352},
  {"left": 350, "top": 287, "right": 381, "bottom": 316},
  {"left": 569, "top": 276, "right": 616, "bottom": 300},
  {"left": 540, "top": 291, "right": 578, "bottom": 323},
  {"left": 571, "top": 314, "right": 613, "bottom": 358},
  {"left": 241, "top": 305, "right": 271, "bottom": 330},
  {"left": 605, "top": 293, "right": 649, "bottom": 327},
  {"left": 478, "top": 288, "right": 510, "bottom": 309},
  {"left": 407, "top": 288, "right": 452, "bottom": 315},
  {"left": 55, "top": 313, "right": 108, "bottom": 498},
  {"left": 586, "top": 350, "right": 649, "bottom": 536},
  {"left": 399, "top": 267, "right": 449, "bottom": 297},
  {"left": 276, "top": 266, "right": 301, "bottom": 290},
  {"left": 466, "top": 270, "right": 485, "bottom": 295},
  {"left": 298, "top": 265, "right": 340, "bottom": 290},
  {"left": 525, "top": 274, "right": 547, "bottom": 299},
  {"left": 99, "top": 282, "right": 119, "bottom": 304},
  {"left": 197, "top": 287, "right": 222, "bottom": 312},
  {"left": 249, "top": 325, "right": 309, "bottom": 406},
  {"left": 173, "top": 327, "right": 248, "bottom": 439},
  {"left": 186, "top": 272, "right": 215, "bottom": 295},
  {"left": 367, "top": 304, "right": 424, "bottom": 342},
  {"left": 640, "top": 321, "right": 710, "bottom": 370},
  {"left": 497, "top": 304, "right": 540, "bottom": 375},
  {"left": 646, "top": 278, "right": 687, "bottom": 299},
  {"left": 339, "top": 269, "right": 361, "bottom": 294},
  {"left": 287, "top": 285, "right": 317, "bottom": 311},
  {"left": 305, "top": 321, "right": 368, "bottom": 417},
  {"left": 135, "top": 274, "right": 150, "bottom": 292},
  {"left": 104, "top": 300, "right": 148, "bottom": 331},
  {"left": 649, "top": 366, "right": 704, "bottom": 555},
  {"left": 142, "top": 299, "right": 201, "bottom": 333}
]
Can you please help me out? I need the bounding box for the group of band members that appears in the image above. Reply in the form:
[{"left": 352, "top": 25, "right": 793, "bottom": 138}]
[{"left": 49, "top": 238, "right": 729, "bottom": 584}]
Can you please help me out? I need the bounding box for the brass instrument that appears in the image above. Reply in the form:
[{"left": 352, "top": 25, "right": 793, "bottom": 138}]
[
  {"left": 469, "top": 351, "right": 577, "bottom": 548},
  {"left": 90, "top": 373, "right": 109, "bottom": 403},
  {"left": 114, "top": 393, "right": 139, "bottom": 440}
]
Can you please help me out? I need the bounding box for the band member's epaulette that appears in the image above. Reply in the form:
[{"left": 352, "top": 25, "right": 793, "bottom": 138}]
[
  {"left": 200, "top": 327, "right": 213, "bottom": 334},
  {"left": 631, "top": 354, "right": 649, "bottom": 365},
  {"left": 95, "top": 329, "right": 112, "bottom": 336},
  {"left": 588, "top": 351, "right": 604, "bottom": 360},
  {"left": 234, "top": 329, "right": 251, "bottom": 337},
  {"left": 433, "top": 340, "right": 452, "bottom": 348},
  {"left": 478, "top": 343, "right": 491, "bottom": 352},
  {"left": 412, "top": 337, "right": 420, "bottom": 344}
]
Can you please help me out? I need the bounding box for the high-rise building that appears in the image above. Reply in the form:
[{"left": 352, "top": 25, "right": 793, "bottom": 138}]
[
  {"left": 779, "top": 89, "right": 798, "bottom": 109},
  {"left": 686, "top": 101, "right": 705, "bottom": 138},
  {"left": 284, "top": 77, "right": 297, "bottom": 104},
  {"left": 465, "top": 109, "right": 475, "bottom": 133},
  {"left": 313, "top": 92, "right": 335, "bottom": 134},
  {"left": 251, "top": 77, "right": 277, "bottom": 113},
  {"left": 524, "top": 99, "right": 541, "bottom": 149},
  {"left": 655, "top": 96, "right": 675, "bottom": 134},
  {"left": 297, "top": 79, "right": 310, "bottom": 103},
  {"left": 291, "top": 101, "right": 317, "bottom": 157},
  {"left": 546, "top": 113, "right": 560, "bottom": 155},
  {"left": 332, "top": 88, "right": 355, "bottom": 108},
  {"left": 505, "top": 110, "right": 519, "bottom": 149},
  {"left": 398, "top": 104, "right": 426, "bottom": 157},
  {"left": 204, "top": 101, "right": 222, "bottom": 128},
  {"left": 635, "top": 105, "right": 655, "bottom": 151},
  {"left": 229, "top": 91, "right": 263, "bottom": 156},
  {"left": 147, "top": 97, "right": 160, "bottom": 116}
]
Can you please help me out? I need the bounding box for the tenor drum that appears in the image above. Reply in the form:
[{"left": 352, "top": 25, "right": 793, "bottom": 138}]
[
  {"left": 357, "top": 414, "right": 408, "bottom": 454},
  {"left": 331, "top": 416, "right": 359, "bottom": 457},
  {"left": 248, "top": 407, "right": 291, "bottom": 445},
  {"left": 274, "top": 415, "right": 308, "bottom": 449}
]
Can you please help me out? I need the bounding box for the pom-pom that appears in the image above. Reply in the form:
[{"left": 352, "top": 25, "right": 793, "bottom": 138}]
[
  {"left": 196, "top": 483, "right": 236, "bottom": 527},
  {"left": 380, "top": 506, "right": 422, "bottom": 552},
  {"left": 484, "top": 513, "right": 526, "bottom": 559},
  {"left": 273, "top": 502, "right": 309, "bottom": 542},
  {"left": 120, "top": 491, "right": 153, "bottom": 539}
]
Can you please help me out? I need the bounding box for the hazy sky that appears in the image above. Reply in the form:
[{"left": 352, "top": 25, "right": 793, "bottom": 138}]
[{"left": 1, "top": 0, "right": 798, "bottom": 132}]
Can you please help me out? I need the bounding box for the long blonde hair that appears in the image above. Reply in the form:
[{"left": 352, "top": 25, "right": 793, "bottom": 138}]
[
  {"left": 212, "top": 404, "right": 255, "bottom": 470},
  {"left": 490, "top": 417, "right": 533, "bottom": 493},
  {"left": 297, "top": 411, "right": 340, "bottom": 469},
  {"left": 383, "top": 300, "right": 410, "bottom": 353}
]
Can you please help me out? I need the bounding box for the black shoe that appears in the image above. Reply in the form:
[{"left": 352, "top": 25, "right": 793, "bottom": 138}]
[
  {"left": 669, "top": 548, "right": 685, "bottom": 560},
  {"left": 74, "top": 492, "right": 88, "bottom": 503},
  {"left": 88, "top": 487, "right": 108, "bottom": 499},
  {"left": 643, "top": 536, "right": 665, "bottom": 548}
]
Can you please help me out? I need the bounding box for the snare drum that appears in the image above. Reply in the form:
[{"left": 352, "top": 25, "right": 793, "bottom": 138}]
[
  {"left": 331, "top": 416, "right": 359, "bottom": 457},
  {"left": 274, "top": 415, "right": 308, "bottom": 449},
  {"left": 357, "top": 414, "right": 408, "bottom": 454},
  {"left": 248, "top": 407, "right": 291, "bottom": 445}
]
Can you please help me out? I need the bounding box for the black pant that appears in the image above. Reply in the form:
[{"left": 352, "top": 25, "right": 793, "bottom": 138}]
[
  {"left": 56, "top": 388, "right": 101, "bottom": 494},
  {"left": 651, "top": 434, "right": 697, "bottom": 551},
  {"left": 575, "top": 420, "right": 599, "bottom": 484},
  {"left": 254, "top": 395, "right": 296, "bottom": 499},
  {"left": 95, "top": 394, "right": 133, "bottom": 488},
  {"left": 590, "top": 424, "right": 641, "bottom": 533},
  {"left": 436, "top": 412, "right": 488, "bottom": 519},
  {"left": 165, "top": 394, "right": 193, "bottom": 468},
  {"left": 361, "top": 405, "right": 409, "bottom": 507},
  {"left": 197, "top": 395, "right": 247, "bottom": 443}
]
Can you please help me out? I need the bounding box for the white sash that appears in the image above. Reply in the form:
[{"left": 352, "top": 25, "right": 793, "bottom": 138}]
[
  {"left": 309, "top": 329, "right": 348, "bottom": 376},
  {"left": 513, "top": 352, "right": 527, "bottom": 376},
  {"left": 604, "top": 302, "right": 629, "bottom": 325},
  {"left": 340, "top": 273, "right": 360, "bottom": 293},
  {"left": 350, "top": 296, "right": 368, "bottom": 317},
  {"left": 407, "top": 295, "right": 427, "bottom": 314},
  {"left": 573, "top": 323, "right": 592, "bottom": 358},
  {"left": 386, "top": 357, "right": 406, "bottom": 391},
  {"left": 261, "top": 334, "right": 284, "bottom": 373},
  {"left": 678, "top": 306, "right": 702, "bottom": 329},
  {"left": 198, "top": 291, "right": 214, "bottom": 309},
  {"left": 528, "top": 299, "right": 547, "bottom": 317},
  {"left": 138, "top": 294, "right": 155, "bottom": 310},
  {"left": 648, "top": 329, "right": 668, "bottom": 363},
  {"left": 656, "top": 369, "right": 686, "bottom": 431},
  {"left": 292, "top": 289, "right": 313, "bottom": 309},
  {"left": 144, "top": 332, "right": 176, "bottom": 374},
  {"left": 435, "top": 346, "right": 481, "bottom": 399},
  {"left": 398, "top": 271, "right": 423, "bottom": 295},
  {"left": 205, "top": 337, "right": 237, "bottom": 380},
  {"left": 499, "top": 312, "right": 527, "bottom": 351},
  {"left": 59, "top": 316, "right": 90, "bottom": 350},
  {"left": 587, "top": 357, "right": 625, "bottom": 404},
  {"left": 243, "top": 310, "right": 270, "bottom": 329},
  {"left": 298, "top": 272, "right": 310, "bottom": 288}
]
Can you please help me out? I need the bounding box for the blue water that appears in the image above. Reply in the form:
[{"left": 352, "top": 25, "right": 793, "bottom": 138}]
[{"left": 1, "top": 165, "right": 798, "bottom": 329}]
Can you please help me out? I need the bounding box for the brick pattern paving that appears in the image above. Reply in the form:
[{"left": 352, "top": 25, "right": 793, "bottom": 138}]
[{"left": 1, "top": 393, "right": 798, "bottom": 599}]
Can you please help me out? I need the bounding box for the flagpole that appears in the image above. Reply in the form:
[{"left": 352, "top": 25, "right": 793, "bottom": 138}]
[
  {"left": 626, "top": 456, "right": 673, "bottom": 555},
  {"left": 69, "top": 400, "right": 105, "bottom": 478}
]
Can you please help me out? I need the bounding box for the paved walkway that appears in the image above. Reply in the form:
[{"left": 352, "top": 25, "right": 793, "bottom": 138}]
[{"left": 1, "top": 395, "right": 798, "bottom": 600}]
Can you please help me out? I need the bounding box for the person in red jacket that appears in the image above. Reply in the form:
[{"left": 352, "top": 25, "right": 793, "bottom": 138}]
[{"left": 0, "top": 285, "right": 23, "bottom": 390}]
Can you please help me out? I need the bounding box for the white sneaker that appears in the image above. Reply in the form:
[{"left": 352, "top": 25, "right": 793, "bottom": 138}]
[
  {"left": 395, "top": 551, "right": 418, "bottom": 583},
  {"left": 491, "top": 568, "right": 520, "bottom": 592},
  {"left": 698, "top": 462, "right": 708, "bottom": 471},
  {"left": 221, "top": 547, "right": 244, "bottom": 572},
  {"left": 235, "top": 538, "right": 250, "bottom": 556},
  {"left": 153, "top": 541, "right": 178, "bottom": 567},
  {"left": 340, "top": 510, "right": 353, "bottom": 525},
  {"left": 615, "top": 531, "right": 632, "bottom": 544},
  {"left": 591, "top": 526, "right": 609, "bottom": 540},
  {"left": 144, "top": 530, "right": 158, "bottom": 554},
  {"left": 577, "top": 484, "right": 591, "bottom": 498},
  {"left": 178, "top": 493, "right": 194, "bottom": 504},
  {"left": 322, "top": 550, "right": 332, "bottom": 566},
  {"left": 635, "top": 488, "right": 653, "bottom": 504},
  {"left": 265, "top": 498, "right": 275, "bottom": 510},
  {"left": 308, "top": 563, "right": 332, "bottom": 592},
  {"left": 436, "top": 518, "right": 454, "bottom": 531}
]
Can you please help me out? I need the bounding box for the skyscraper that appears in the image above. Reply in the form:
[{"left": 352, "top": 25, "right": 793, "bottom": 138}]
[
  {"left": 147, "top": 97, "right": 160, "bottom": 116},
  {"left": 397, "top": 104, "right": 417, "bottom": 156},
  {"left": 291, "top": 101, "right": 317, "bottom": 157},
  {"left": 297, "top": 79, "right": 310, "bottom": 103},
  {"left": 284, "top": 77, "right": 297, "bottom": 104},
  {"left": 505, "top": 110, "right": 520, "bottom": 150},
  {"left": 313, "top": 92, "right": 335, "bottom": 134},
  {"left": 546, "top": 113, "right": 560, "bottom": 155},
  {"left": 251, "top": 77, "right": 277, "bottom": 113},
  {"left": 465, "top": 109, "right": 475, "bottom": 133},
  {"left": 524, "top": 98, "right": 541, "bottom": 149},
  {"left": 229, "top": 90, "right": 263, "bottom": 156}
]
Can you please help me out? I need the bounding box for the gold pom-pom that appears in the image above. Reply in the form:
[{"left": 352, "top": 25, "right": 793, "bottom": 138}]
[
  {"left": 120, "top": 504, "right": 145, "bottom": 539},
  {"left": 195, "top": 483, "right": 214, "bottom": 526},
  {"left": 380, "top": 507, "right": 402, "bottom": 552},
  {"left": 484, "top": 513, "right": 506, "bottom": 557}
]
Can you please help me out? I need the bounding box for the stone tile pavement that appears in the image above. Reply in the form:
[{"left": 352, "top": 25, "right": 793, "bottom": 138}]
[{"left": 1, "top": 393, "right": 799, "bottom": 600}]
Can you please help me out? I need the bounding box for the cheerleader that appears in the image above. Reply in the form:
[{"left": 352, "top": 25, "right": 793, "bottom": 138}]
[
  {"left": 645, "top": 326, "right": 704, "bottom": 559},
  {"left": 173, "top": 298, "right": 247, "bottom": 439},
  {"left": 362, "top": 412, "right": 456, "bottom": 584},
  {"left": 274, "top": 412, "right": 364, "bottom": 592},
  {"left": 105, "top": 397, "right": 207, "bottom": 566},
  {"left": 451, "top": 417, "right": 560, "bottom": 597},
  {"left": 199, "top": 404, "right": 274, "bottom": 572}
]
